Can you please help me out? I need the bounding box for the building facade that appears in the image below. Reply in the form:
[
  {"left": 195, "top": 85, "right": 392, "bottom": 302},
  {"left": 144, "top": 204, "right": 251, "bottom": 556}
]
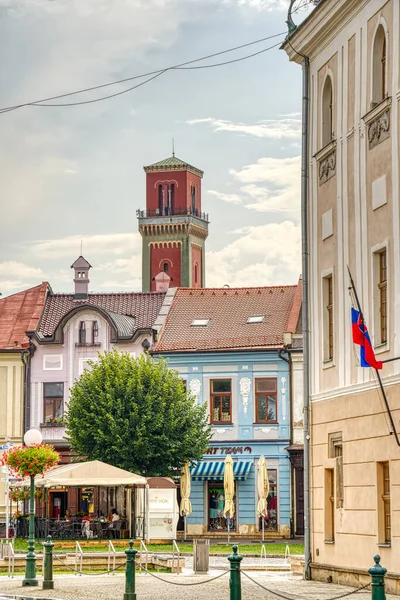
[
  {"left": 26, "top": 257, "right": 165, "bottom": 518},
  {"left": 284, "top": 0, "right": 400, "bottom": 588},
  {"left": 152, "top": 284, "right": 302, "bottom": 538},
  {"left": 137, "top": 155, "right": 209, "bottom": 292},
  {"left": 0, "top": 283, "right": 48, "bottom": 522}
]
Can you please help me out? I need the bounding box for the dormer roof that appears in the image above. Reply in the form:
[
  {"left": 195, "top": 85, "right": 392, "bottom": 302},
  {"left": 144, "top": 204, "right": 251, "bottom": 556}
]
[
  {"left": 71, "top": 255, "right": 92, "bottom": 269},
  {"left": 143, "top": 155, "right": 203, "bottom": 178}
]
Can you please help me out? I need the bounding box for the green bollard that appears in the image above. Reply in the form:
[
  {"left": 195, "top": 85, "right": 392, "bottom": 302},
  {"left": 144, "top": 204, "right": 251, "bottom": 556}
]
[
  {"left": 42, "top": 535, "right": 54, "bottom": 590},
  {"left": 124, "top": 540, "right": 138, "bottom": 600},
  {"left": 369, "top": 555, "right": 387, "bottom": 600},
  {"left": 228, "top": 545, "right": 243, "bottom": 600}
]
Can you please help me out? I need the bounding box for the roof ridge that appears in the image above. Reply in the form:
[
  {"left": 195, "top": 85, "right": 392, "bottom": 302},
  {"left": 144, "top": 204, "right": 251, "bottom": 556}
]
[{"left": 176, "top": 285, "right": 298, "bottom": 292}]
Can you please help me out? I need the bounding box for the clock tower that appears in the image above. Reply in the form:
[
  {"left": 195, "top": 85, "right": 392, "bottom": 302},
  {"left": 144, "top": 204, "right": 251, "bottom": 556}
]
[{"left": 138, "top": 155, "right": 209, "bottom": 292}]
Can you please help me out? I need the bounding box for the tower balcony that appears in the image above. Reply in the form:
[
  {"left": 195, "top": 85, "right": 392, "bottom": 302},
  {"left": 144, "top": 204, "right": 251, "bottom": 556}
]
[{"left": 137, "top": 207, "right": 209, "bottom": 222}]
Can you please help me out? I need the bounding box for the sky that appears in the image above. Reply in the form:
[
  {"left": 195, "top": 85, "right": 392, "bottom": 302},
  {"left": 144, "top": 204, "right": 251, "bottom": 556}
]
[{"left": 0, "top": 0, "right": 314, "bottom": 297}]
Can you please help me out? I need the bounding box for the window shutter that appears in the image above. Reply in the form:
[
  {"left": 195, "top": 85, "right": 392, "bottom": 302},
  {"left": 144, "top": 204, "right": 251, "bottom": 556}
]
[{"left": 336, "top": 455, "right": 344, "bottom": 509}]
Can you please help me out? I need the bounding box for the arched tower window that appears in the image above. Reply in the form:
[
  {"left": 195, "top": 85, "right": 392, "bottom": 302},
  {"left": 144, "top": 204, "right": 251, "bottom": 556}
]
[
  {"left": 170, "top": 183, "right": 175, "bottom": 214},
  {"left": 79, "top": 321, "right": 86, "bottom": 345},
  {"left": 194, "top": 263, "right": 198, "bottom": 285},
  {"left": 158, "top": 184, "right": 163, "bottom": 215},
  {"left": 163, "top": 262, "right": 169, "bottom": 273},
  {"left": 191, "top": 185, "right": 196, "bottom": 215},
  {"left": 322, "top": 75, "right": 333, "bottom": 147},
  {"left": 372, "top": 25, "right": 387, "bottom": 105}
]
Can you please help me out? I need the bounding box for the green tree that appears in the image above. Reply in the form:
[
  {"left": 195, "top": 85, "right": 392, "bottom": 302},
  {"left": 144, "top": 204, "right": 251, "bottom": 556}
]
[{"left": 65, "top": 351, "right": 211, "bottom": 476}]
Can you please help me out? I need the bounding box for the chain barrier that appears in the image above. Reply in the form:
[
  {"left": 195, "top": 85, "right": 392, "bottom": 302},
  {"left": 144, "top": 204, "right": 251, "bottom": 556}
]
[
  {"left": 53, "top": 553, "right": 126, "bottom": 576},
  {"left": 138, "top": 564, "right": 229, "bottom": 586},
  {"left": 242, "top": 570, "right": 371, "bottom": 600}
]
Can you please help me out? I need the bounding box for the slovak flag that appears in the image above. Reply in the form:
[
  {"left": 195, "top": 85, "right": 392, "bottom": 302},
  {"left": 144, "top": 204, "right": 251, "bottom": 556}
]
[{"left": 351, "top": 308, "right": 383, "bottom": 370}]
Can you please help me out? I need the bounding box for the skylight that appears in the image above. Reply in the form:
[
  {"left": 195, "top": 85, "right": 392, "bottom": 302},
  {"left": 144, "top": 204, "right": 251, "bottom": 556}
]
[
  {"left": 191, "top": 319, "right": 210, "bottom": 326},
  {"left": 247, "top": 315, "right": 265, "bottom": 324}
]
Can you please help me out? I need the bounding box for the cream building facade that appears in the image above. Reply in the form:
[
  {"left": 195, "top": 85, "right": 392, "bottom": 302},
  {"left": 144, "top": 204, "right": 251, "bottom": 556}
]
[{"left": 284, "top": 0, "right": 400, "bottom": 591}]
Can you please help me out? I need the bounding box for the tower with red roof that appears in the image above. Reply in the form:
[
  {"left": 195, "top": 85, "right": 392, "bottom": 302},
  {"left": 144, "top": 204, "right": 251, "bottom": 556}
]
[{"left": 137, "top": 154, "right": 209, "bottom": 292}]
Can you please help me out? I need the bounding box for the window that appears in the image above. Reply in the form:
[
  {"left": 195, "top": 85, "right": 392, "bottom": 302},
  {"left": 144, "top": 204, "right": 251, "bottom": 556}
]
[
  {"left": 324, "top": 468, "right": 335, "bottom": 542},
  {"left": 43, "top": 382, "right": 64, "bottom": 423},
  {"left": 79, "top": 321, "right": 86, "bottom": 345},
  {"left": 377, "top": 462, "right": 391, "bottom": 544},
  {"left": 191, "top": 319, "right": 209, "bottom": 326},
  {"left": 210, "top": 379, "right": 232, "bottom": 424},
  {"left": 323, "top": 275, "right": 334, "bottom": 361},
  {"left": 163, "top": 262, "right": 169, "bottom": 273},
  {"left": 79, "top": 357, "right": 99, "bottom": 376},
  {"left": 372, "top": 25, "right": 387, "bottom": 105},
  {"left": 43, "top": 354, "right": 63, "bottom": 371},
  {"left": 322, "top": 75, "right": 333, "bottom": 147},
  {"left": 378, "top": 250, "right": 387, "bottom": 344},
  {"left": 247, "top": 315, "right": 265, "bottom": 324},
  {"left": 92, "top": 321, "right": 99, "bottom": 344},
  {"left": 255, "top": 378, "right": 277, "bottom": 423},
  {"left": 194, "top": 263, "right": 198, "bottom": 285}
]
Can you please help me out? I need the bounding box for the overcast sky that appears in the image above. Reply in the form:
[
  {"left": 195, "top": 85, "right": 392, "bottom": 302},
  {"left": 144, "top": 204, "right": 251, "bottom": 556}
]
[{"left": 0, "top": 0, "right": 313, "bottom": 297}]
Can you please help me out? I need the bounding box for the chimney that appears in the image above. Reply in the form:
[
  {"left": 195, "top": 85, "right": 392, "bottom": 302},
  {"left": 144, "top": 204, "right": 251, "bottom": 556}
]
[{"left": 71, "top": 255, "right": 92, "bottom": 300}]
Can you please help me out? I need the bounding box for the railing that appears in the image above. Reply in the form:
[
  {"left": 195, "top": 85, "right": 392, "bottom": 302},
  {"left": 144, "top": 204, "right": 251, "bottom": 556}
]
[
  {"left": 171, "top": 539, "right": 180, "bottom": 574},
  {"left": 139, "top": 539, "right": 149, "bottom": 573},
  {"left": 107, "top": 540, "right": 116, "bottom": 575},
  {"left": 137, "top": 207, "right": 209, "bottom": 221},
  {"left": 75, "top": 541, "right": 83, "bottom": 576},
  {"left": 0, "top": 538, "right": 15, "bottom": 578},
  {"left": 284, "top": 544, "right": 291, "bottom": 564},
  {"left": 260, "top": 544, "right": 267, "bottom": 561}
]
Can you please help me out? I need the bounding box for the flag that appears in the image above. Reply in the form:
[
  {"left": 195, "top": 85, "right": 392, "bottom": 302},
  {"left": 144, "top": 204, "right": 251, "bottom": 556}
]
[{"left": 351, "top": 308, "right": 383, "bottom": 370}]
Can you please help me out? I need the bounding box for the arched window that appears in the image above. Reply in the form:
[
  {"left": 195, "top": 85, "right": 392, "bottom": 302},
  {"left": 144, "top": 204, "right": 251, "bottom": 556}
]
[
  {"left": 322, "top": 75, "right": 333, "bottom": 147},
  {"left": 170, "top": 183, "right": 175, "bottom": 214},
  {"left": 372, "top": 25, "right": 387, "bottom": 105},
  {"left": 79, "top": 321, "right": 86, "bottom": 345},
  {"left": 191, "top": 186, "right": 196, "bottom": 214},
  {"left": 158, "top": 184, "right": 163, "bottom": 215},
  {"left": 163, "top": 262, "right": 169, "bottom": 273},
  {"left": 194, "top": 263, "right": 198, "bottom": 285}
]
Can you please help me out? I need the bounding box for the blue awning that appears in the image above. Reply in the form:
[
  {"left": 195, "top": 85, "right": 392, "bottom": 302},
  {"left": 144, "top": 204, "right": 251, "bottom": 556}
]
[{"left": 191, "top": 461, "right": 252, "bottom": 481}]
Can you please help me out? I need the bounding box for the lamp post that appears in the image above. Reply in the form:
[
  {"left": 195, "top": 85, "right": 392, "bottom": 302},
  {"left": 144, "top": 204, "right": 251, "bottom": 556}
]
[{"left": 22, "top": 428, "right": 43, "bottom": 587}]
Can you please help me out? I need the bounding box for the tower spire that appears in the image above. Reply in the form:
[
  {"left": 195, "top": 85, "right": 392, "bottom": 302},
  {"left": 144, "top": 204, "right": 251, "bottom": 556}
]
[{"left": 172, "top": 138, "right": 175, "bottom": 157}]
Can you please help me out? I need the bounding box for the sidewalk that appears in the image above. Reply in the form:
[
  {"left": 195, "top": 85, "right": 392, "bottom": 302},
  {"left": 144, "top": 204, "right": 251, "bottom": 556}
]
[{"left": 0, "top": 571, "right": 396, "bottom": 600}]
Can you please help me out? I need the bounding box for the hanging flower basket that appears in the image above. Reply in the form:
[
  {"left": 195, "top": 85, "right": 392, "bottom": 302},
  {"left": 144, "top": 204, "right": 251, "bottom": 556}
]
[{"left": 1, "top": 444, "right": 60, "bottom": 478}]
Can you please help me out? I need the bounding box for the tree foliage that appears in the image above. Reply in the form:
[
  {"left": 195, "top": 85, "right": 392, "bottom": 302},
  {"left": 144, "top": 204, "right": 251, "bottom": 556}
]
[{"left": 65, "top": 351, "right": 211, "bottom": 477}]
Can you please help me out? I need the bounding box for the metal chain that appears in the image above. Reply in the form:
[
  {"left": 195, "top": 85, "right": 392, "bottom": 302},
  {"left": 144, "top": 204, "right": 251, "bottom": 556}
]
[
  {"left": 53, "top": 553, "right": 126, "bottom": 576},
  {"left": 242, "top": 571, "right": 371, "bottom": 600},
  {"left": 139, "top": 565, "right": 229, "bottom": 586}
]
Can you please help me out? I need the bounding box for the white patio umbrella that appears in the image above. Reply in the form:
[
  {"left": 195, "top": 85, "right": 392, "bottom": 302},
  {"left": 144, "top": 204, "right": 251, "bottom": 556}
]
[
  {"left": 179, "top": 463, "right": 192, "bottom": 540},
  {"left": 223, "top": 455, "right": 235, "bottom": 544},
  {"left": 257, "top": 456, "right": 269, "bottom": 542}
]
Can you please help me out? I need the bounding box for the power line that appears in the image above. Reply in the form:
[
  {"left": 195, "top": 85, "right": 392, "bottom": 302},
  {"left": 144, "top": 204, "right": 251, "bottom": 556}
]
[{"left": 0, "top": 32, "right": 285, "bottom": 113}]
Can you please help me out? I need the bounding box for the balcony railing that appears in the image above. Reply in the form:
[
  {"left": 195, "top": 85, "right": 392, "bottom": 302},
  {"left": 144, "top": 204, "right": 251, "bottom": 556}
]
[{"left": 136, "top": 207, "right": 209, "bottom": 221}]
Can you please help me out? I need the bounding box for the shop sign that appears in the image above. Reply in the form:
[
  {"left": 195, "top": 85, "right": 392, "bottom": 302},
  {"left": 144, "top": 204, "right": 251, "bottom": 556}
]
[{"left": 205, "top": 446, "right": 252, "bottom": 455}]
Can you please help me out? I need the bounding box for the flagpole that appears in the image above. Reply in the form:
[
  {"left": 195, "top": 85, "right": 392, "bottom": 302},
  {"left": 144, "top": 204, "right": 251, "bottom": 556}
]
[{"left": 348, "top": 266, "right": 400, "bottom": 447}]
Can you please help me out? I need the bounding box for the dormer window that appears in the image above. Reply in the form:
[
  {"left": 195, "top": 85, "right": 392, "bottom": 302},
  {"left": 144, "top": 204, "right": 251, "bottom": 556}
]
[
  {"left": 79, "top": 321, "right": 86, "bottom": 344},
  {"left": 92, "top": 320, "right": 99, "bottom": 344},
  {"left": 247, "top": 315, "right": 265, "bottom": 324},
  {"left": 191, "top": 318, "right": 209, "bottom": 326}
]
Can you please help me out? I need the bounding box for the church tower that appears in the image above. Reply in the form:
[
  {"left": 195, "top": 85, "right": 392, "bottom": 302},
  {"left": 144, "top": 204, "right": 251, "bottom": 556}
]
[{"left": 138, "top": 155, "right": 209, "bottom": 292}]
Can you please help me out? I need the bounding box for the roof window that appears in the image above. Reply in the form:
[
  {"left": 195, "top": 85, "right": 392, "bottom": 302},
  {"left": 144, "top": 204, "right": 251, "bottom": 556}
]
[
  {"left": 191, "top": 319, "right": 210, "bottom": 326},
  {"left": 247, "top": 315, "right": 265, "bottom": 324}
]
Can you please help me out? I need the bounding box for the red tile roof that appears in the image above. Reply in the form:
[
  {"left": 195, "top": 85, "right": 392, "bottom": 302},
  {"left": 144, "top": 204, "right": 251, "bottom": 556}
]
[
  {"left": 153, "top": 282, "right": 302, "bottom": 353},
  {"left": 0, "top": 283, "right": 48, "bottom": 350},
  {"left": 37, "top": 292, "right": 166, "bottom": 337}
]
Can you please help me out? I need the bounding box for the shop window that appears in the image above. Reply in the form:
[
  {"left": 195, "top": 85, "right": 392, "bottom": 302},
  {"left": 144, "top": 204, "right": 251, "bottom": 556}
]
[
  {"left": 43, "top": 382, "right": 64, "bottom": 423},
  {"left": 377, "top": 462, "right": 391, "bottom": 544},
  {"left": 322, "top": 75, "right": 334, "bottom": 147},
  {"left": 210, "top": 379, "right": 232, "bottom": 424},
  {"left": 259, "top": 469, "right": 278, "bottom": 532},
  {"left": 323, "top": 274, "right": 334, "bottom": 361},
  {"left": 372, "top": 25, "right": 387, "bottom": 106},
  {"left": 208, "top": 482, "right": 236, "bottom": 532},
  {"left": 324, "top": 468, "right": 335, "bottom": 542},
  {"left": 255, "top": 378, "right": 277, "bottom": 423}
]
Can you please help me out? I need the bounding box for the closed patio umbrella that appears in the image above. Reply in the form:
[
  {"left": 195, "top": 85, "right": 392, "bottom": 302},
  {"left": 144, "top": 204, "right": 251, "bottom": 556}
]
[
  {"left": 223, "top": 454, "right": 235, "bottom": 544},
  {"left": 179, "top": 463, "right": 192, "bottom": 540},
  {"left": 257, "top": 456, "right": 269, "bottom": 542}
]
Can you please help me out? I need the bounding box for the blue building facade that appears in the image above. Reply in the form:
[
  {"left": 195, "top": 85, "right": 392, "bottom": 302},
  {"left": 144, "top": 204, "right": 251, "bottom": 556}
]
[{"left": 161, "top": 350, "right": 291, "bottom": 539}]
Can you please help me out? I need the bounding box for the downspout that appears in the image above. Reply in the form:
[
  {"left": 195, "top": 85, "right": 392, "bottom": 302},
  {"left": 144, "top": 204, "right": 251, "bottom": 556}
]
[
  {"left": 279, "top": 347, "right": 295, "bottom": 539},
  {"left": 301, "top": 54, "right": 311, "bottom": 580}
]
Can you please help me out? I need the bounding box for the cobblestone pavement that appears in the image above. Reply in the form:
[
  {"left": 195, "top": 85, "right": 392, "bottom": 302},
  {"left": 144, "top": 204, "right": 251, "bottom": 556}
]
[{"left": 0, "top": 571, "right": 396, "bottom": 600}]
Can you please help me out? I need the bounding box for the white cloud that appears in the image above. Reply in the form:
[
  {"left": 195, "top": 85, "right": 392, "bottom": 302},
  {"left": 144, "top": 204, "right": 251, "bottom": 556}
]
[
  {"left": 26, "top": 233, "right": 140, "bottom": 259},
  {"left": 222, "top": 0, "right": 288, "bottom": 11},
  {"left": 0, "top": 262, "right": 46, "bottom": 293},
  {"left": 208, "top": 190, "right": 243, "bottom": 205},
  {"left": 187, "top": 117, "right": 301, "bottom": 140},
  {"left": 206, "top": 221, "right": 301, "bottom": 287}
]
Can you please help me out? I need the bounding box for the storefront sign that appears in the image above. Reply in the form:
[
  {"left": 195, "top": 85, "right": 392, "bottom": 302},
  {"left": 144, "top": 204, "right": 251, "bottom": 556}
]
[{"left": 205, "top": 446, "right": 252, "bottom": 455}]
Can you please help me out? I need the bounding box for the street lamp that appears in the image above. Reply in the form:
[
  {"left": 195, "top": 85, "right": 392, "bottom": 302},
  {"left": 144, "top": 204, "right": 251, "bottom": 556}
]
[{"left": 22, "top": 428, "right": 42, "bottom": 587}]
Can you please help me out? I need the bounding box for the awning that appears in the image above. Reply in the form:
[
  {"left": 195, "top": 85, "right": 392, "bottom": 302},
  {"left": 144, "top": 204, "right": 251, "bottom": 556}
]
[{"left": 191, "top": 461, "right": 252, "bottom": 481}]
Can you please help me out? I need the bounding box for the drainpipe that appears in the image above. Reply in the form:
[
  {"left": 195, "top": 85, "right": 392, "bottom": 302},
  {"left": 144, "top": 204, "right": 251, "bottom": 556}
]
[
  {"left": 301, "top": 55, "right": 311, "bottom": 580},
  {"left": 279, "top": 347, "right": 294, "bottom": 539}
]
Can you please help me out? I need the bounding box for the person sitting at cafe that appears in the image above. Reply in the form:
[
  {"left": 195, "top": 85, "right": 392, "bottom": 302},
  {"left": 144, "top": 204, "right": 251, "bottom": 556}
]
[
  {"left": 82, "top": 512, "right": 91, "bottom": 522},
  {"left": 65, "top": 509, "right": 72, "bottom": 521},
  {"left": 81, "top": 512, "right": 93, "bottom": 538}
]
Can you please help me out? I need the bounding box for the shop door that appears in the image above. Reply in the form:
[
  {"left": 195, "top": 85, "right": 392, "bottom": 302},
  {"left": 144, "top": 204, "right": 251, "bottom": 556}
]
[
  {"left": 208, "top": 482, "right": 237, "bottom": 532},
  {"left": 295, "top": 469, "right": 304, "bottom": 536},
  {"left": 50, "top": 492, "right": 68, "bottom": 519}
]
